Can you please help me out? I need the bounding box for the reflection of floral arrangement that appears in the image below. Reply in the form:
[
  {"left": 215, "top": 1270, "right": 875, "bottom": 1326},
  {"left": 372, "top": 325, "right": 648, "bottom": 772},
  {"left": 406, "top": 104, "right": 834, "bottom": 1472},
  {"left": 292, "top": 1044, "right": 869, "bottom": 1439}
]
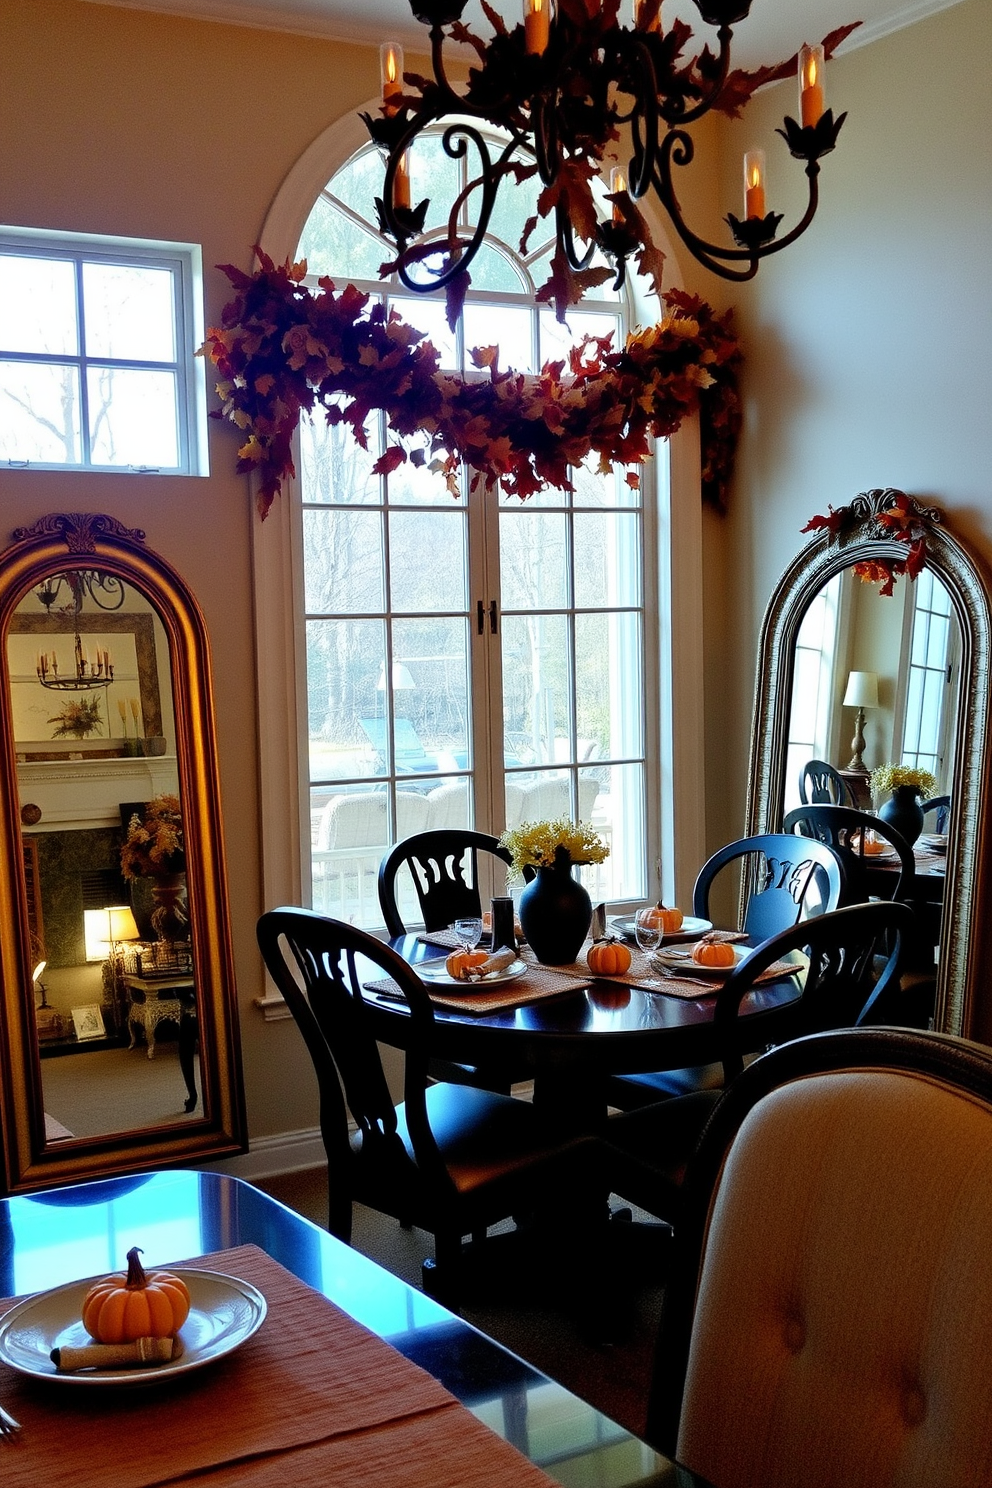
[
  {"left": 499, "top": 818, "right": 609, "bottom": 881},
  {"left": 48, "top": 697, "right": 104, "bottom": 739},
  {"left": 801, "top": 488, "right": 940, "bottom": 596},
  {"left": 121, "top": 793, "right": 185, "bottom": 879},
  {"left": 870, "top": 763, "right": 938, "bottom": 799},
  {"left": 199, "top": 250, "right": 742, "bottom": 520}
]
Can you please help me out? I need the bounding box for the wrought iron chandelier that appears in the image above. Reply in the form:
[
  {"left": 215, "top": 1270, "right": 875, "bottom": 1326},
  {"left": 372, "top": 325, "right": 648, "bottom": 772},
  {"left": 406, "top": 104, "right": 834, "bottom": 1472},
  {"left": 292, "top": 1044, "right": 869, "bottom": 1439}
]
[
  {"left": 363, "top": 0, "right": 848, "bottom": 318},
  {"left": 34, "top": 570, "right": 122, "bottom": 692}
]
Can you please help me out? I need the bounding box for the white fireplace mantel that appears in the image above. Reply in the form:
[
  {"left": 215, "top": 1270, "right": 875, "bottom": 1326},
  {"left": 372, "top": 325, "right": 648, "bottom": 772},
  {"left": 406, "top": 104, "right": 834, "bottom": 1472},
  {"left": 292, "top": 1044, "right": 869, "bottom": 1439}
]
[{"left": 18, "top": 756, "right": 180, "bottom": 833}]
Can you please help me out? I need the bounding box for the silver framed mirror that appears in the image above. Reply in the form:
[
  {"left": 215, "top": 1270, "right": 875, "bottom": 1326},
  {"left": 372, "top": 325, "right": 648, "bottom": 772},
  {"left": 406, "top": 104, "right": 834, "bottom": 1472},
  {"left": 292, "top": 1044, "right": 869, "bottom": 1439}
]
[
  {"left": 746, "top": 490, "right": 992, "bottom": 1039},
  {"left": 0, "top": 513, "right": 247, "bottom": 1192}
]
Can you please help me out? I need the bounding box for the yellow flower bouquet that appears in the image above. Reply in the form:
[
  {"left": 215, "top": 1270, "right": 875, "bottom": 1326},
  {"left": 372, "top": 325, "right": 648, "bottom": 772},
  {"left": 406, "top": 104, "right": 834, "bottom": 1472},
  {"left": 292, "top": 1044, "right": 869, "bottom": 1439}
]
[
  {"left": 499, "top": 817, "right": 609, "bottom": 883},
  {"left": 870, "top": 763, "right": 937, "bottom": 800}
]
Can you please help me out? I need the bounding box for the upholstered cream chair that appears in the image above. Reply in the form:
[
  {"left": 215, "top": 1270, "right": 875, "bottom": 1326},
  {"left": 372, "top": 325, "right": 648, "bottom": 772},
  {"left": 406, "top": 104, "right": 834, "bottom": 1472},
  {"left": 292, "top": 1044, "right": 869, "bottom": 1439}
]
[{"left": 647, "top": 1026, "right": 992, "bottom": 1488}]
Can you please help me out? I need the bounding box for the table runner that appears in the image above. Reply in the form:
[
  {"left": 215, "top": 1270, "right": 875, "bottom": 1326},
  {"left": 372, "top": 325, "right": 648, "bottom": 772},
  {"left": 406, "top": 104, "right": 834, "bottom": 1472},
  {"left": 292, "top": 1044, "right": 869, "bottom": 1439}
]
[
  {"left": 0, "top": 1243, "right": 557, "bottom": 1488},
  {"left": 516, "top": 942, "right": 801, "bottom": 1000}
]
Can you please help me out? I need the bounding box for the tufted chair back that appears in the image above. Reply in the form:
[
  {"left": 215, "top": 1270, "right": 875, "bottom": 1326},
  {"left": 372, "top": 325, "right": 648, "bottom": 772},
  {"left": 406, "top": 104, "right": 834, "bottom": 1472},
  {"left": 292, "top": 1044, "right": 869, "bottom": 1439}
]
[{"left": 648, "top": 1027, "right": 992, "bottom": 1488}]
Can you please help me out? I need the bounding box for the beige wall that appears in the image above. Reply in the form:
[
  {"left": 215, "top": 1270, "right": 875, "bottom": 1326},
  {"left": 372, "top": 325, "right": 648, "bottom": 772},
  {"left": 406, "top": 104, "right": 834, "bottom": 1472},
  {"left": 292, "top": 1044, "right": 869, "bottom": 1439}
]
[{"left": 706, "top": 0, "right": 992, "bottom": 855}]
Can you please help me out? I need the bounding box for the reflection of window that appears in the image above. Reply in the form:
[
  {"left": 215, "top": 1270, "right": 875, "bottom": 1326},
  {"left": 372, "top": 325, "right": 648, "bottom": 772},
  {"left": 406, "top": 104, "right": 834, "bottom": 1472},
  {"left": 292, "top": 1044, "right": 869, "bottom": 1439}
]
[
  {"left": 784, "top": 575, "right": 841, "bottom": 813},
  {"left": 297, "top": 136, "right": 654, "bottom": 929},
  {"left": 898, "top": 567, "right": 954, "bottom": 782},
  {"left": 0, "top": 229, "right": 205, "bottom": 474}
]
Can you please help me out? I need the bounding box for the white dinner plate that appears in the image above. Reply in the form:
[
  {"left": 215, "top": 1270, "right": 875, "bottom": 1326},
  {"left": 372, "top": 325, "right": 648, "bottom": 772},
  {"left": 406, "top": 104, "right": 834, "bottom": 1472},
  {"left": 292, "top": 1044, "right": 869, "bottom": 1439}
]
[
  {"left": 610, "top": 914, "right": 713, "bottom": 943},
  {"left": 920, "top": 833, "right": 947, "bottom": 852},
  {"left": 0, "top": 1268, "right": 266, "bottom": 1387},
  {"left": 419, "top": 956, "right": 528, "bottom": 989},
  {"left": 651, "top": 945, "right": 748, "bottom": 978}
]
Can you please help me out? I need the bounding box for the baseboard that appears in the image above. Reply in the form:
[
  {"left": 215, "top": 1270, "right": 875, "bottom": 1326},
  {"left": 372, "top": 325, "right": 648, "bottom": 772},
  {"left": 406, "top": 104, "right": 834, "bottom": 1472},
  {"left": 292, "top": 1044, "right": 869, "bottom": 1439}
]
[{"left": 195, "top": 1127, "right": 326, "bottom": 1181}]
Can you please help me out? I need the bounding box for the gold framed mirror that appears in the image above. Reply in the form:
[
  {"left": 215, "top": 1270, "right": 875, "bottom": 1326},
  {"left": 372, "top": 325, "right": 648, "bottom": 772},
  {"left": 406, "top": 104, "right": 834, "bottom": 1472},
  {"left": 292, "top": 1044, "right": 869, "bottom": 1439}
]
[
  {"left": 0, "top": 513, "right": 246, "bottom": 1192},
  {"left": 745, "top": 489, "right": 992, "bottom": 1040}
]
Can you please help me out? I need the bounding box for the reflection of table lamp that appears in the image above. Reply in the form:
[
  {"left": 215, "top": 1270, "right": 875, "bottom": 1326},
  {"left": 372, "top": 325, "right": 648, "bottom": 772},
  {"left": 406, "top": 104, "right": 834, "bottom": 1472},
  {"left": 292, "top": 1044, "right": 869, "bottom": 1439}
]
[
  {"left": 33, "top": 958, "right": 63, "bottom": 1040},
  {"left": 843, "top": 670, "right": 879, "bottom": 772},
  {"left": 376, "top": 661, "right": 416, "bottom": 693}
]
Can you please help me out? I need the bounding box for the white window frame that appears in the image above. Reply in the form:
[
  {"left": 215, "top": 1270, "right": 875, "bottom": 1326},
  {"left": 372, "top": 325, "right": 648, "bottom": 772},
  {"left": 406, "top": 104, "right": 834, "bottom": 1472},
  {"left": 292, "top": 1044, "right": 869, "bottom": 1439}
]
[
  {"left": 0, "top": 225, "right": 208, "bottom": 477},
  {"left": 250, "top": 106, "right": 706, "bottom": 1016}
]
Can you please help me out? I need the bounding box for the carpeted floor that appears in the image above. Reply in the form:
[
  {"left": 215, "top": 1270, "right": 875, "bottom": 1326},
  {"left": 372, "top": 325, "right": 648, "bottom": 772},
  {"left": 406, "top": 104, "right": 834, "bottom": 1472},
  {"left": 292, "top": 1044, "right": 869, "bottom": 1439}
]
[
  {"left": 40, "top": 1045, "right": 202, "bottom": 1138},
  {"left": 256, "top": 1164, "right": 668, "bottom": 1441}
]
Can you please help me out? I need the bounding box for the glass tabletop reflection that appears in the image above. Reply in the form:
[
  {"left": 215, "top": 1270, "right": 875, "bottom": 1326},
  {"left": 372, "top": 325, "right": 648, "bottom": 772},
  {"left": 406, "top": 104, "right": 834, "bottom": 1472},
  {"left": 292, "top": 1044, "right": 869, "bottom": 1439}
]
[{"left": 0, "top": 1170, "right": 706, "bottom": 1487}]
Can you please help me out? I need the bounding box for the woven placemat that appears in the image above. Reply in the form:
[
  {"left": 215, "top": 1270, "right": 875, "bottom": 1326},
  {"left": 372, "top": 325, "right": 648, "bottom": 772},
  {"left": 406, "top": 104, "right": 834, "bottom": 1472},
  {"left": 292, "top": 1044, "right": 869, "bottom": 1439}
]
[{"left": 364, "top": 961, "right": 589, "bottom": 1015}]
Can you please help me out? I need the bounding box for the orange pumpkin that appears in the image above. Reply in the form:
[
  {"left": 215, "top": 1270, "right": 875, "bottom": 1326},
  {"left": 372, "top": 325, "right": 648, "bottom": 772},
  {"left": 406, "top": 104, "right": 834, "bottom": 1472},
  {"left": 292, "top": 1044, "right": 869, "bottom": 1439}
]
[
  {"left": 445, "top": 949, "right": 488, "bottom": 979},
  {"left": 586, "top": 939, "right": 633, "bottom": 976},
  {"left": 643, "top": 902, "right": 684, "bottom": 933},
  {"left": 692, "top": 940, "right": 736, "bottom": 969},
  {"left": 82, "top": 1247, "right": 191, "bottom": 1343}
]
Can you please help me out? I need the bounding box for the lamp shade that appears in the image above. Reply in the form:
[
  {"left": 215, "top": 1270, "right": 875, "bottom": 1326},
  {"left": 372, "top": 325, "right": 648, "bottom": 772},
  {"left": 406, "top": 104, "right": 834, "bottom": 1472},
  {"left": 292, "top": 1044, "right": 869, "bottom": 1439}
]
[
  {"left": 107, "top": 906, "right": 140, "bottom": 942},
  {"left": 843, "top": 671, "right": 879, "bottom": 709},
  {"left": 376, "top": 661, "right": 416, "bottom": 691}
]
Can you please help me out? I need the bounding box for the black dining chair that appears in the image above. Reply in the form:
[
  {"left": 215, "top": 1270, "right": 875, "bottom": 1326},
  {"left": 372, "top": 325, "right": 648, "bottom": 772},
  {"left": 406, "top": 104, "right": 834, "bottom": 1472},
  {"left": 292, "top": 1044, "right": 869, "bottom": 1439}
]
[
  {"left": 378, "top": 828, "right": 516, "bottom": 938},
  {"left": 642, "top": 1025, "right": 992, "bottom": 1485},
  {"left": 256, "top": 907, "right": 599, "bottom": 1303},
  {"left": 378, "top": 829, "right": 530, "bottom": 1093},
  {"left": 602, "top": 900, "right": 914, "bottom": 1232},
  {"left": 603, "top": 833, "right": 846, "bottom": 1110},
  {"left": 783, "top": 803, "right": 916, "bottom": 904},
  {"left": 798, "top": 758, "right": 853, "bottom": 806},
  {"left": 922, "top": 793, "right": 951, "bottom": 833}
]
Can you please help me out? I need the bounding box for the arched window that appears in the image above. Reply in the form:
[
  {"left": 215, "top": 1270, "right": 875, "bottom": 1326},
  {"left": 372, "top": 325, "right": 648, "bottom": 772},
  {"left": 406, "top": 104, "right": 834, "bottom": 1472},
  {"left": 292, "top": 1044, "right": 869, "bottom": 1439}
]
[
  {"left": 251, "top": 109, "right": 707, "bottom": 971},
  {"left": 295, "top": 132, "right": 660, "bottom": 930}
]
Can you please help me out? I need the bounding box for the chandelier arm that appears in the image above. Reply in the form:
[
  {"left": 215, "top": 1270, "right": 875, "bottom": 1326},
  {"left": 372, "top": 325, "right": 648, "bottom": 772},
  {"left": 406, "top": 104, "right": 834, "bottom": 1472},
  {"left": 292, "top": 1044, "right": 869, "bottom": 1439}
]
[
  {"left": 618, "top": 37, "right": 661, "bottom": 201},
  {"left": 427, "top": 23, "right": 479, "bottom": 114},
  {"left": 658, "top": 25, "right": 734, "bottom": 127},
  {"left": 651, "top": 130, "right": 822, "bottom": 274},
  {"left": 533, "top": 92, "right": 560, "bottom": 188},
  {"left": 556, "top": 201, "right": 596, "bottom": 271},
  {"left": 391, "top": 124, "right": 511, "bottom": 294}
]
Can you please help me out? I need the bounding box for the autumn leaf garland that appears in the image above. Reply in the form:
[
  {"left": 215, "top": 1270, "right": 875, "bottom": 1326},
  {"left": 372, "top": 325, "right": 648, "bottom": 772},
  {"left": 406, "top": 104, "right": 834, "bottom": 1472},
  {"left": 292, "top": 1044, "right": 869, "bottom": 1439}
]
[{"left": 200, "top": 248, "right": 742, "bottom": 520}]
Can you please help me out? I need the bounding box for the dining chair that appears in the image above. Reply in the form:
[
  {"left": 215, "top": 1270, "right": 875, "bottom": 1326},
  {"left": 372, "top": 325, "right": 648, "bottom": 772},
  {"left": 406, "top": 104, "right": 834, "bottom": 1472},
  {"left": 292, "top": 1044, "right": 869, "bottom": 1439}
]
[
  {"left": 602, "top": 901, "right": 914, "bottom": 1234},
  {"left": 783, "top": 803, "right": 916, "bottom": 903},
  {"left": 603, "top": 833, "right": 846, "bottom": 1110},
  {"left": 256, "top": 907, "right": 599, "bottom": 1303},
  {"left": 377, "top": 828, "right": 515, "bottom": 938},
  {"left": 922, "top": 793, "right": 951, "bottom": 833},
  {"left": 798, "top": 758, "right": 853, "bottom": 806},
  {"left": 643, "top": 1026, "right": 992, "bottom": 1488}
]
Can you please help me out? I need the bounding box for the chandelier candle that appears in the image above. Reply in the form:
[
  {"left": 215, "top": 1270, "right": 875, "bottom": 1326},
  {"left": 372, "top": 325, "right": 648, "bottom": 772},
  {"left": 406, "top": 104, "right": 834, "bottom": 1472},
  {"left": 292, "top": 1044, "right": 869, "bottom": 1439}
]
[
  {"left": 393, "top": 151, "right": 411, "bottom": 211},
  {"left": 800, "top": 44, "right": 826, "bottom": 128},
  {"left": 744, "top": 151, "right": 766, "bottom": 220},
  {"left": 610, "top": 166, "right": 627, "bottom": 222},
  {"left": 380, "top": 43, "right": 403, "bottom": 113},
  {"left": 524, "top": 0, "right": 550, "bottom": 56}
]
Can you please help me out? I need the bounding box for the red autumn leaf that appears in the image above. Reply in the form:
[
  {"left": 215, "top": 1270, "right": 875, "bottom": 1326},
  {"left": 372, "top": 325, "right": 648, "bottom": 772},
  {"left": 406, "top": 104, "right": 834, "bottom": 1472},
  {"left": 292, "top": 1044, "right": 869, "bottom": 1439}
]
[
  {"left": 372, "top": 445, "right": 407, "bottom": 477},
  {"left": 801, "top": 507, "right": 846, "bottom": 538},
  {"left": 714, "top": 23, "right": 862, "bottom": 120}
]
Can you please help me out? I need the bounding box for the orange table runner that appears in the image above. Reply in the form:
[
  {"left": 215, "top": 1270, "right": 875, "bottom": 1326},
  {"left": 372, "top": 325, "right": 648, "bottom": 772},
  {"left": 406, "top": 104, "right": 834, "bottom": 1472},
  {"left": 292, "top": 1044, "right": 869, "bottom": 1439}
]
[{"left": 0, "top": 1243, "right": 557, "bottom": 1488}]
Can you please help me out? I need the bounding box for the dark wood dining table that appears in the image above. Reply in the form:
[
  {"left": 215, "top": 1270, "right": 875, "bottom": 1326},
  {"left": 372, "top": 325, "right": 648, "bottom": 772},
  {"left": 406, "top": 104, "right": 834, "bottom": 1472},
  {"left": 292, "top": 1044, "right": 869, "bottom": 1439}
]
[
  {"left": 0, "top": 1170, "right": 709, "bottom": 1488},
  {"left": 363, "top": 933, "right": 801, "bottom": 1135}
]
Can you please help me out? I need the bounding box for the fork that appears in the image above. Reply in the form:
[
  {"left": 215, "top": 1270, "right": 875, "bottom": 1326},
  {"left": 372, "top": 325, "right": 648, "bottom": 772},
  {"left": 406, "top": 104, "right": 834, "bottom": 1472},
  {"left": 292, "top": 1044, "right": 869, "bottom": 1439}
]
[{"left": 0, "top": 1401, "right": 21, "bottom": 1438}]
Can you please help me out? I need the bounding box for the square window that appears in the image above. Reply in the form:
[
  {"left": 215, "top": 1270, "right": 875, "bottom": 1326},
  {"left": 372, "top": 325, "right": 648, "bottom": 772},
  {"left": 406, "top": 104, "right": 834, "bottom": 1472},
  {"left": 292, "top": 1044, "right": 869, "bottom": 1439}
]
[{"left": 0, "top": 230, "right": 205, "bottom": 475}]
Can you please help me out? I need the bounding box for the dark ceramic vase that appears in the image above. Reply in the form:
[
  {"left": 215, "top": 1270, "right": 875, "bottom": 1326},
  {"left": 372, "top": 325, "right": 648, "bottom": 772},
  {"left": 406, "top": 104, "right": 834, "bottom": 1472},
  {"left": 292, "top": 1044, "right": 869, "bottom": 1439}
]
[
  {"left": 878, "top": 786, "right": 925, "bottom": 847},
  {"left": 518, "top": 850, "right": 592, "bottom": 965},
  {"left": 150, "top": 871, "right": 189, "bottom": 942}
]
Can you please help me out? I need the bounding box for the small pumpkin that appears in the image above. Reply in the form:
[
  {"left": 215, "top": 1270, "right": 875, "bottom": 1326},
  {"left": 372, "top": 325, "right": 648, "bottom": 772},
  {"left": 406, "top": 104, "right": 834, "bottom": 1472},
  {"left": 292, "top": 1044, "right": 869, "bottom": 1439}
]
[
  {"left": 82, "top": 1247, "right": 191, "bottom": 1343},
  {"left": 445, "top": 948, "right": 489, "bottom": 979},
  {"left": 643, "top": 902, "right": 684, "bottom": 933},
  {"left": 586, "top": 938, "right": 633, "bottom": 976},
  {"left": 692, "top": 940, "right": 737, "bottom": 969}
]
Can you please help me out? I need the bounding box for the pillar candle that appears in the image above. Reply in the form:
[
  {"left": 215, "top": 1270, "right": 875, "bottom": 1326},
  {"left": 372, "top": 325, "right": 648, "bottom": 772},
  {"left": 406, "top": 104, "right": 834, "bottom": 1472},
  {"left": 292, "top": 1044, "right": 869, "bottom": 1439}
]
[
  {"left": 393, "top": 152, "right": 411, "bottom": 212},
  {"left": 524, "top": 0, "right": 550, "bottom": 55},
  {"left": 380, "top": 42, "right": 403, "bottom": 115},
  {"left": 744, "top": 150, "right": 766, "bottom": 220},
  {"left": 610, "top": 167, "right": 627, "bottom": 223},
  {"left": 799, "top": 44, "right": 825, "bottom": 128}
]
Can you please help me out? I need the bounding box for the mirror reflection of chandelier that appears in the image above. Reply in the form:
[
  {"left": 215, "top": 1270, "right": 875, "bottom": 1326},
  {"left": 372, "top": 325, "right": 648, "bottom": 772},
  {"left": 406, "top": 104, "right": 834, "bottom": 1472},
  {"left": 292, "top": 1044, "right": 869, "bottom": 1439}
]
[
  {"left": 366, "top": 0, "right": 848, "bottom": 312},
  {"left": 34, "top": 569, "right": 124, "bottom": 692}
]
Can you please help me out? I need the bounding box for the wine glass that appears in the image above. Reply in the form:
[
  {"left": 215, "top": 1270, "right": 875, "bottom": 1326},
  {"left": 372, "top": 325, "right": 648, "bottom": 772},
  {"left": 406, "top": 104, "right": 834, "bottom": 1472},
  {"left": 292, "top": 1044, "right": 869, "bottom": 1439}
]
[
  {"left": 634, "top": 907, "right": 663, "bottom": 957},
  {"left": 452, "top": 916, "right": 483, "bottom": 952}
]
